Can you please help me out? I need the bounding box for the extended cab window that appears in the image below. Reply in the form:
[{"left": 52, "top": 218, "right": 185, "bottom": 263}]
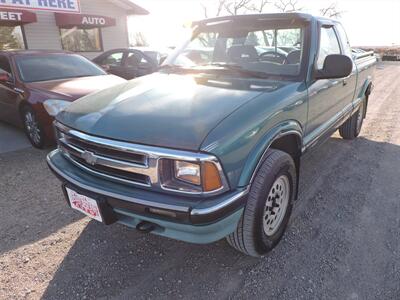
[{"left": 317, "top": 26, "right": 341, "bottom": 69}]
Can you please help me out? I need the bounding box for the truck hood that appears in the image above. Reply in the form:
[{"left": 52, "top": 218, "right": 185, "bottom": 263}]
[
  {"left": 26, "top": 75, "right": 126, "bottom": 100},
  {"left": 57, "top": 73, "right": 277, "bottom": 150}
]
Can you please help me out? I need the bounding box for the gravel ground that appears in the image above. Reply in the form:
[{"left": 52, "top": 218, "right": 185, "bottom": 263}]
[{"left": 0, "top": 62, "right": 399, "bottom": 300}]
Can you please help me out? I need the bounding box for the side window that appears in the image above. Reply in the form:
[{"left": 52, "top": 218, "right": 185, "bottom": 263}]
[
  {"left": 0, "top": 56, "right": 12, "bottom": 74},
  {"left": 125, "top": 52, "right": 141, "bottom": 67},
  {"left": 335, "top": 24, "right": 352, "bottom": 58},
  {"left": 317, "top": 27, "right": 341, "bottom": 69},
  {"left": 126, "top": 52, "right": 152, "bottom": 67},
  {"left": 101, "top": 52, "right": 123, "bottom": 66}
]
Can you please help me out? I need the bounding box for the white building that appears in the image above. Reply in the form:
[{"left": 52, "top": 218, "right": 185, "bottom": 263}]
[{"left": 0, "top": 0, "right": 148, "bottom": 59}]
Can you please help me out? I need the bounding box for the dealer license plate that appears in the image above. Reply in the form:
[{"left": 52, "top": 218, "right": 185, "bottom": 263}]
[{"left": 66, "top": 187, "right": 103, "bottom": 222}]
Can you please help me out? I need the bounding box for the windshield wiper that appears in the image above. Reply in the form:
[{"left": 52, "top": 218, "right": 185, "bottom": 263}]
[{"left": 203, "top": 63, "right": 271, "bottom": 79}]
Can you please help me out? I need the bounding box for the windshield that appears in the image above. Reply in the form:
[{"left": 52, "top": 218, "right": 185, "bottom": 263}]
[
  {"left": 164, "top": 20, "right": 306, "bottom": 78},
  {"left": 15, "top": 54, "right": 106, "bottom": 82}
]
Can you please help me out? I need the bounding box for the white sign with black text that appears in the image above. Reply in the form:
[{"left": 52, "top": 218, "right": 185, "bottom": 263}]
[{"left": 0, "top": 0, "right": 80, "bottom": 13}]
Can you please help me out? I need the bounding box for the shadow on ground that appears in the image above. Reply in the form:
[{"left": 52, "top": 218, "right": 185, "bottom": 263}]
[
  {"left": 0, "top": 121, "right": 31, "bottom": 154},
  {"left": 41, "top": 136, "right": 400, "bottom": 299},
  {"left": 0, "top": 147, "right": 84, "bottom": 255}
]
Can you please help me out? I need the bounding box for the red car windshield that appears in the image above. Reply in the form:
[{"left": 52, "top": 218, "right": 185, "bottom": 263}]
[{"left": 15, "top": 54, "right": 106, "bottom": 83}]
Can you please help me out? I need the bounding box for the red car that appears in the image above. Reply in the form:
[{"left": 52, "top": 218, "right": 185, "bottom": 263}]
[{"left": 0, "top": 50, "right": 126, "bottom": 148}]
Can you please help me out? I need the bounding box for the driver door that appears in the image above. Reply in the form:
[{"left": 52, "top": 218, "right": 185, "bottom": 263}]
[{"left": 305, "top": 25, "right": 354, "bottom": 144}]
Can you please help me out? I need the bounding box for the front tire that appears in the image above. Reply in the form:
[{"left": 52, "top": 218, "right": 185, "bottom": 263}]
[
  {"left": 21, "top": 105, "right": 46, "bottom": 149},
  {"left": 339, "top": 99, "right": 366, "bottom": 140},
  {"left": 227, "top": 149, "right": 296, "bottom": 257}
]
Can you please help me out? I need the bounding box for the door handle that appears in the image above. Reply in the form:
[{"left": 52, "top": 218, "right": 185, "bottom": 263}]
[
  {"left": 14, "top": 87, "right": 24, "bottom": 94},
  {"left": 342, "top": 79, "right": 348, "bottom": 86}
]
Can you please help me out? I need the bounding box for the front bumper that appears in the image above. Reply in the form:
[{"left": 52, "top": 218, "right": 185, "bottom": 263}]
[{"left": 47, "top": 149, "right": 248, "bottom": 244}]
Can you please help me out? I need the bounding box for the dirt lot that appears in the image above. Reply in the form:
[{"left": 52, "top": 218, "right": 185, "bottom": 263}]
[{"left": 0, "top": 62, "right": 399, "bottom": 300}]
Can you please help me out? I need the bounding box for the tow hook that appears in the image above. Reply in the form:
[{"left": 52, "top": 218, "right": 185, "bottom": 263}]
[{"left": 136, "top": 221, "right": 156, "bottom": 233}]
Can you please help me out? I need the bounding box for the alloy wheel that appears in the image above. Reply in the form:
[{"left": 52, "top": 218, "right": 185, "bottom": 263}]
[{"left": 24, "top": 111, "right": 42, "bottom": 146}]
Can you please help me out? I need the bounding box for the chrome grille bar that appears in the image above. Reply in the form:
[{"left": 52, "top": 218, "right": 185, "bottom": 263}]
[
  {"left": 59, "top": 140, "right": 156, "bottom": 181},
  {"left": 54, "top": 121, "right": 229, "bottom": 195}
]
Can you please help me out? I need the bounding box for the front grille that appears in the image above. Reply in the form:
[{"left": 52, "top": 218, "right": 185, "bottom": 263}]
[
  {"left": 54, "top": 122, "right": 229, "bottom": 196},
  {"left": 66, "top": 135, "right": 146, "bottom": 165},
  {"left": 56, "top": 124, "right": 156, "bottom": 188},
  {"left": 67, "top": 152, "right": 150, "bottom": 185}
]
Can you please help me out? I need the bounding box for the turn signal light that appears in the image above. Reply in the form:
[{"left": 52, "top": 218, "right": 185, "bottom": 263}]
[{"left": 202, "top": 162, "right": 223, "bottom": 192}]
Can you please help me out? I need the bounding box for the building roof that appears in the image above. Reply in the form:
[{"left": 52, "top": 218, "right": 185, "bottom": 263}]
[{"left": 109, "top": 0, "right": 149, "bottom": 15}]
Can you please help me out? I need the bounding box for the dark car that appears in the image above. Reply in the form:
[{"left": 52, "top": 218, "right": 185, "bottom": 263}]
[
  {"left": 131, "top": 47, "right": 171, "bottom": 65},
  {"left": 0, "top": 50, "right": 126, "bottom": 148},
  {"left": 93, "top": 48, "right": 161, "bottom": 80}
]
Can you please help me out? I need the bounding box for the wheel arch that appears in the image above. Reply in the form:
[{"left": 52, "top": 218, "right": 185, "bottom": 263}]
[
  {"left": 359, "top": 79, "right": 373, "bottom": 118},
  {"left": 238, "top": 121, "right": 303, "bottom": 194},
  {"left": 357, "top": 77, "right": 373, "bottom": 100}
]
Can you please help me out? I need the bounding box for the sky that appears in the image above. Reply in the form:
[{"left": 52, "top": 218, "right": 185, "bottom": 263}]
[{"left": 129, "top": 0, "right": 400, "bottom": 48}]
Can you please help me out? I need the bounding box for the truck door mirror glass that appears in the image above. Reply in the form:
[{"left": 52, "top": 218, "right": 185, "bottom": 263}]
[
  {"left": 315, "top": 54, "right": 352, "bottom": 79},
  {"left": 0, "top": 72, "right": 12, "bottom": 83},
  {"left": 100, "top": 64, "right": 111, "bottom": 72}
]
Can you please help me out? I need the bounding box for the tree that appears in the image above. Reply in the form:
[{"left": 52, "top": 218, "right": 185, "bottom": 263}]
[
  {"left": 0, "top": 27, "right": 22, "bottom": 50},
  {"left": 200, "top": 0, "right": 307, "bottom": 17},
  {"left": 274, "top": 0, "right": 302, "bottom": 12},
  {"left": 131, "top": 32, "right": 149, "bottom": 47},
  {"left": 201, "top": 0, "right": 227, "bottom": 18},
  {"left": 319, "top": 2, "right": 343, "bottom": 18},
  {"left": 245, "top": 0, "right": 270, "bottom": 13},
  {"left": 224, "top": 0, "right": 253, "bottom": 15}
]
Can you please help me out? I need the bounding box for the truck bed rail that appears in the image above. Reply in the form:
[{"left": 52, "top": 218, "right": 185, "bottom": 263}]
[{"left": 354, "top": 51, "right": 375, "bottom": 60}]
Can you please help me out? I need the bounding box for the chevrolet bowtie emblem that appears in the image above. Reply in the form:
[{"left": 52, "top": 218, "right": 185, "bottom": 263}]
[{"left": 81, "top": 150, "right": 97, "bottom": 166}]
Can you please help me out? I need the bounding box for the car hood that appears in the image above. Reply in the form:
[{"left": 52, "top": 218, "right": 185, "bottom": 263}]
[
  {"left": 57, "top": 73, "right": 277, "bottom": 150},
  {"left": 26, "top": 75, "right": 126, "bottom": 100}
]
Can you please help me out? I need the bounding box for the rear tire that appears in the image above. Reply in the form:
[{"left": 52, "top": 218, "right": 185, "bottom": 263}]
[
  {"left": 226, "top": 149, "right": 296, "bottom": 257},
  {"left": 21, "top": 105, "right": 46, "bottom": 149},
  {"left": 339, "top": 99, "right": 366, "bottom": 140}
]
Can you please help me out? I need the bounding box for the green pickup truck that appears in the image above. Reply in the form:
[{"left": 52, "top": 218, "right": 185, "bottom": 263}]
[{"left": 47, "top": 13, "right": 376, "bottom": 256}]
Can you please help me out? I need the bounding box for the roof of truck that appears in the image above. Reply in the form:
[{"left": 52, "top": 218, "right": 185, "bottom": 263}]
[{"left": 193, "top": 13, "right": 338, "bottom": 26}]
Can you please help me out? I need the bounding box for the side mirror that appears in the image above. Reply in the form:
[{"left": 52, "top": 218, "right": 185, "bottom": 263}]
[
  {"left": 100, "top": 64, "right": 111, "bottom": 72},
  {"left": 315, "top": 54, "right": 353, "bottom": 79},
  {"left": 0, "top": 72, "right": 11, "bottom": 83}
]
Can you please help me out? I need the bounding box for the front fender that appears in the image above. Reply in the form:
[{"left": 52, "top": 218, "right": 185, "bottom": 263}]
[{"left": 237, "top": 120, "right": 303, "bottom": 187}]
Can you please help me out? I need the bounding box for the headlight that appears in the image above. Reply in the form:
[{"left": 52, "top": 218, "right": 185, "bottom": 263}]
[
  {"left": 175, "top": 161, "right": 201, "bottom": 185},
  {"left": 160, "top": 158, "right": 226, "bottom": 194},
  {"left": 43, "top": 99, "right": 71, "bottom": 116}
]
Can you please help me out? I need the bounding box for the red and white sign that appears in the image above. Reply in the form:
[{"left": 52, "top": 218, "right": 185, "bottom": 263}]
[
  {"left": 0, "top": 8, "right": 37, "bottom": 24},
  {"left": 0, "top": 0, "right": 80, "bottom": 13},
  {"left": 55, "top": 12, "right": 116, "bottom": 28},
  {"left": 66, "top": 187, "right": 103, "bottom": 222}
]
